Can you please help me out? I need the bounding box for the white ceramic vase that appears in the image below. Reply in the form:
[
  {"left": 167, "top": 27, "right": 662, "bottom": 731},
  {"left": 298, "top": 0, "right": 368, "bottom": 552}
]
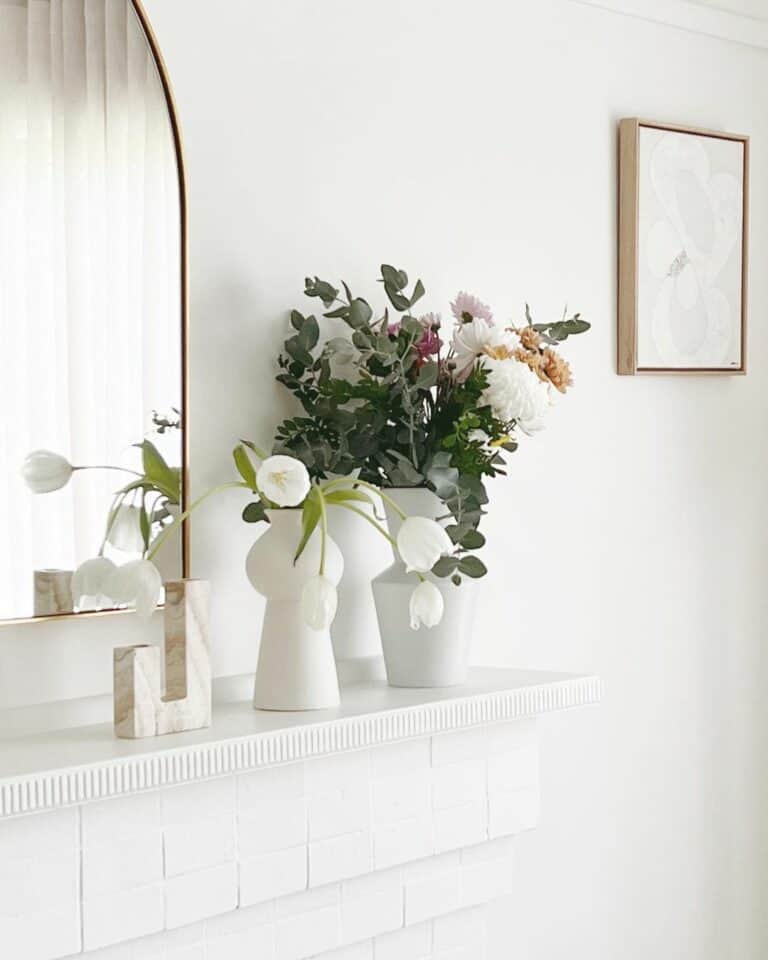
[
  {"left": 372, "top": 488, "right": 479, "bottom": 688},
  {"left": 327, "top": 493, "right": 389, "bottom": 663},
  {"left": 246, "top": 509, "right": 343, "bottom": 711}
]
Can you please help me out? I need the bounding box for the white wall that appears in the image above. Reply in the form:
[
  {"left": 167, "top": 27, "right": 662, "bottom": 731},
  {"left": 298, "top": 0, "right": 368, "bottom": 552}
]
[{"left": 13, "top": 0, "right": 768, "bottom": 956}]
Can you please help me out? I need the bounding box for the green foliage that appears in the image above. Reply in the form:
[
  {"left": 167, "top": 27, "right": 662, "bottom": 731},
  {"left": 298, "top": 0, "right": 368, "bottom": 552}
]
[{"left": 272, "top": 266, "right": 590, "bottom": 582}]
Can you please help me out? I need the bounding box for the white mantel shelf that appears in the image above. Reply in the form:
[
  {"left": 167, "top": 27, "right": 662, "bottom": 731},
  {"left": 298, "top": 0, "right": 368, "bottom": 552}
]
[{"left": 0, "top": 667, "right": 600, "bottom": 819}]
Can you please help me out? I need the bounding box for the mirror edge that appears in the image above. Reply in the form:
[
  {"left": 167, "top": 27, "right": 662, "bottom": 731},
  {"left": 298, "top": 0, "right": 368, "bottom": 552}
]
[{"left": 0, "top": 0, "right": 190, "bottom": 628}]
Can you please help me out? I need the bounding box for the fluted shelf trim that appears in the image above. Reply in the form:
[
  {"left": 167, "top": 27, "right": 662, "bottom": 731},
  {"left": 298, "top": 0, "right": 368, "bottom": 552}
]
[{"left": 0, "top": 672, "right": 600, "bottom": 818}]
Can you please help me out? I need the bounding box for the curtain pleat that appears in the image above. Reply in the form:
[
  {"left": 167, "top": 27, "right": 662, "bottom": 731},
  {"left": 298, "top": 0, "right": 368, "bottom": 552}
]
[{"left": 0, "top": 0, "right": 181, "bottom": 618}]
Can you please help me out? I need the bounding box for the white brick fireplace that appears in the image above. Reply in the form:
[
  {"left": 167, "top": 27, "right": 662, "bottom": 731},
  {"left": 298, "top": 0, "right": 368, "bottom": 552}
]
[{"left": 0, "top": 667, "right": 599, "bottom": 960}]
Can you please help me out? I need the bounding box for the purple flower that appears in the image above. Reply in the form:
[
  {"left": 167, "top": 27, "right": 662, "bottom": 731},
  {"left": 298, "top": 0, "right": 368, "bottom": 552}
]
[{"left": 450, "top": 292, "right": 494, "bottom": 325}]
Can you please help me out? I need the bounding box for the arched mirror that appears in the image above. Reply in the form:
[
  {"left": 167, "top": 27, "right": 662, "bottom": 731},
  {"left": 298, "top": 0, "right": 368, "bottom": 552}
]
[{"left": 0, "top": 0, "right": 187, "bottom": 623}]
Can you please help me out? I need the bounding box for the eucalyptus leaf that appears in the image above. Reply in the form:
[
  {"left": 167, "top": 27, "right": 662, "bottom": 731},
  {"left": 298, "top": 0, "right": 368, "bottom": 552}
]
[
  {"left": 458, "top": 555, "right": 488, "bottom": 578},
  {"left": 242, "top": 501, "right": 268, "bottom": 524}
]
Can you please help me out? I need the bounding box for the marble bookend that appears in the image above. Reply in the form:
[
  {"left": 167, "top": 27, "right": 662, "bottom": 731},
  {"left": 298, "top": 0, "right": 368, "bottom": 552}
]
[
  {"left": 34, "top": 569, "right": 74, "bottom": 616},
  {"left": 114, "top": 579, "right": 211, "bottom": 739}
]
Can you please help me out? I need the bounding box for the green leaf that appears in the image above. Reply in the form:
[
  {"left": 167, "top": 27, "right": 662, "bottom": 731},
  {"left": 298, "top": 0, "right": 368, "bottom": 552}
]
[
  {"left": 409, "top": 278, "right": 425, "bottom": 308},
  {"left": 432, "top": 556, "right": 460, "bottom": 578},
  {"left": 298, "top": 316, "right": 320, "bottom": 351},
  {"left": 324, "top": 488, "right": 377, "bottom": 508},
  {"left": 347, "top": 298, "right": 373, "bottom": 329},
  {"left": 304, "top": 276, "right": 339, "bottom": 307},
  {"left": 458, "top": 555, "right": 488, "bottom": 578},
  {"left": 460, "top": 529, "right": 485, "bottom": 550},
  {"left": 384, "top": 285, "right": 411, "bottom": 313},
  {"left": 137, "top": 440, "right": 179, "bottom": 501},
  {"left": 416, "top": 362, "right": 438, "bottom": 389},
  {"left": 290, "top": 310, "right": 305, "bottom": 331},
  {"left": 233, "top": 444, "right": 257, "bottom": 491},
  {"left": 294, "top": 489, "right": 322, "bottom": 563},
  {"left": 139, "top": 502, "right": 151, "bottom": 553},
  {"left": 242, "top": 501, "right": 268, "bottom": 524},
  {"left": 381, "top": 264, "right": 408, "bottom": 291}
]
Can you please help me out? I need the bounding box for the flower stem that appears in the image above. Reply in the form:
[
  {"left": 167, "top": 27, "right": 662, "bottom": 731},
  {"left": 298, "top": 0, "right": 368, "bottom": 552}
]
[
  {"left": 317, "top": 487, "right": 328, "bottom": 576},
  {"left": 146, "top": 480, "right": 249, "bottom": 561},
  {"left": 73, "top": 465, "right": 143, "bottom": 478},
  {"left": 351, "top": 480, "right": 409, "bottom": 520},
  {"left": 332, "top": 502, "right": 396, "bottom": 547}
]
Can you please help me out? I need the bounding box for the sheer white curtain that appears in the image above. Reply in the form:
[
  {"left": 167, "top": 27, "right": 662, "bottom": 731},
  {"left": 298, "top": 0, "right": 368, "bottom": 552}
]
[{"left": 0, "top": 0, "right": 181, "bottom": 618}]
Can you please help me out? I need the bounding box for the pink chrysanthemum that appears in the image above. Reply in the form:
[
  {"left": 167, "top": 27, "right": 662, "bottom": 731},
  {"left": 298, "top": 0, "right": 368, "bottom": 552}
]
[{"left": 450, "top": 292, "right": 494, "bottom": 325}]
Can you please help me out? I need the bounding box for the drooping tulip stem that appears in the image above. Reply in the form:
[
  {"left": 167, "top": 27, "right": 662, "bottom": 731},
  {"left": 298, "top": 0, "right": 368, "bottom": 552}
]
[
  {"left": 146, "top": 480, "right": 249, "bottom": 561},
  {"left": 338, "top": 479, "right": 409, "bottom": 521},
  {"left": 333, "top": 502, "right": 396, "bottom": 548},
  {"left": 317, "top": 487, "right": 329, "bottom": 576},
  {"left": 73, "top": 465, "right": 144, "bottom": 478}
]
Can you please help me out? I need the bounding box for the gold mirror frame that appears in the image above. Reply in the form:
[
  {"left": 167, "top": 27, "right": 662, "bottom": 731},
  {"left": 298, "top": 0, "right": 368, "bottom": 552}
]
[{"left": 4, "top": 0, "right": 189, "bottom": 627}]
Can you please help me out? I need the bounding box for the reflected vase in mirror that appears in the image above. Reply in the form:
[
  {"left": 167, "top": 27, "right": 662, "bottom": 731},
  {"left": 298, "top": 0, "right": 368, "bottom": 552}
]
[{"left": 0, "top": 0, "right": 187, "bottom": 623}]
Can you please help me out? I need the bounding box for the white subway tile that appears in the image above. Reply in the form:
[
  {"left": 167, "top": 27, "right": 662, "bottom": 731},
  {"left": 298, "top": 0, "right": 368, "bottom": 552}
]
[
  {"left": 165, "top": 862, "right": 238, "bottom": 929},
  {"left": 206, "top": 899, "right": 275, "bottom": 935},
  {"left": 404, "top": 852, "right": 460, "bottom": 883},
  {"left": 487, "top": 787, "right": 539, "bottom": 838},
  {"left": 0, "top": 808, "right": 77, "bottom": 861},
  {"left": 164, "top": 813, "right": 236, "bottom": 877},
  {"left": 83, "top": 883, "right": 164, "bottom": 951},
  {"left": 239, "top": 795, "right": 307, "bottom": 855},
  {"left": 305, "top": 750, "right": 370, "bottom": 793},
  {"left": 404, "top": 864, "right": 461, "bottom": 925},
  {"left": 432, "top": 905, "right": 486, "bottom": 951},
  {"left": 240, "top": 845, "right": 308, "bottom": 906},
  {"left": 0, "top": 851, "right": 78, "bottom": 916},
  {"left": 373, "top": 817, "right": 433, "bottom": 870},
  {"left": 431, "top": 760, "right": 486, "bottom": 810},
  {"left": 431, "top": 728, "right": 494, "bottom": 767},
  {"left": 0, "top": 904, "right": 81, "bottom": 960},
  {"left": 276, "top": 883, "right": 340, "bottom": 918},
  {"left": 433, "top": 802, "right": 487, "bottom": 854},
  {"left": 433, "top": 946, "right": 483, "bottom": 960},
  {"left": 309, "top": 783, "right": 371, "bottom": 840},
  {"left": 238, "top": 763, "right": 305, "bottom": 809},
  {"left": 309, "top": 831, "right": 372, "bottom": 886},
  {"left": 372, "top": 770, "right": 431, "bottom": 825},
  {"left": 460, "top": 847, "right": 515, "bottom": 908},
  {"left": 206, "top": 919, "right": 275, "bottom": 960},
  {"left": 276, "top": 905, "right": 341, "bottom": 960},
  {"left": 487, "top": 745, "right": 539, "bottom": 795},
  {"left": 374, "top": 921, "right": 431, "bottom": 960},
  {"left": 340, "top": 868, "right": 402, "bottom": 943},
  {"left": 133, "top": 924, "right": 207, "bottom": 959},
  {"left": 370, "top": 739, "right": 431, "bottom": 778},
  {"left": 459, "top": 837, "right": 514, "bottom": 867},
  {"left": 81, "top": 792, "right": 162, "bottom": 848},
  {"left": 162, "top": 777, "right": 236, "bottom": 824},
  {"left": 82, "top": 830, "right": 163, "bottom": 898},
  {"left": 317, "top": 942, "right": 374, "bottom": 960}
]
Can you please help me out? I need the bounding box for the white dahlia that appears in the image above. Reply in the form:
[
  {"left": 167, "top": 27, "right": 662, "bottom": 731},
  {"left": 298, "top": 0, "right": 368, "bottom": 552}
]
[
  {"left": 452, "top": 320, "right": 518, "bottom": 382},
  {"left": 481, "top": 357, "right": 550, "bottom": 434}
]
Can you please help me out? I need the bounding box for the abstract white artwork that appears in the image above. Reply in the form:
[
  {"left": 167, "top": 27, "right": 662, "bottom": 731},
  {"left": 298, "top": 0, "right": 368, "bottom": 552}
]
[{"left": 618, "top": 119, "right": 748, "bottom": 375}]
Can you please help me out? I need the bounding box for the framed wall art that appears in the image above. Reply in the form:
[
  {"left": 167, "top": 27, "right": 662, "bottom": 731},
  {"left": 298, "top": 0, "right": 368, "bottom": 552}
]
[{"left": 618, "top": 118, "right": 749, "bottom": 375}]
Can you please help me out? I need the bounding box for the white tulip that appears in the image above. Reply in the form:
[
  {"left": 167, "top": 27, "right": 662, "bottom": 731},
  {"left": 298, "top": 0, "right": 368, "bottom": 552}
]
[
  {"left": 396, "top": 516, "right": 454, "bottom": 574},
  {"left": 257, "top": 455, "right": 311, "bottom": 507},
  {"left": 107, "top": 559, "right": 163, "bottom": 619},
  {"left": 301, "top": 574, "right": 338, "bottom": 631},
  {"left": 71, "top": 557, "right": 117, "bottom": 610},
  {"left": 107, "top": 504, "right": 145, "bottom": 554},
  {"left": 21, "top": 450, "right": 74, "bottom": 493},
  {"left": 409, "top": 580, "right": 444, "bottom": 630}
]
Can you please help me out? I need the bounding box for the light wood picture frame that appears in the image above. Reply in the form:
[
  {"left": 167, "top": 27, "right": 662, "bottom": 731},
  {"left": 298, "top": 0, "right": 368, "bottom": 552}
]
[{"left": 618, "top": 118, "right": 749, "bottom": 375}]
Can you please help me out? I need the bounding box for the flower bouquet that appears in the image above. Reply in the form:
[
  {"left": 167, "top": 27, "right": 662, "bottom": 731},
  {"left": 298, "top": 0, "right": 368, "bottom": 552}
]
[{"left": 272, "top": 265, "right": 590, "bottom": 684}]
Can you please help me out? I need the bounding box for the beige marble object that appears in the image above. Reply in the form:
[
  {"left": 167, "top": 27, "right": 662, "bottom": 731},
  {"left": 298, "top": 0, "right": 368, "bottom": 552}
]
[
  {"left": 33, "top": 569, "right": 74, "bottom": 616},
  {"left": 114, "top": 579, "right": 211, "bottom": 739}
]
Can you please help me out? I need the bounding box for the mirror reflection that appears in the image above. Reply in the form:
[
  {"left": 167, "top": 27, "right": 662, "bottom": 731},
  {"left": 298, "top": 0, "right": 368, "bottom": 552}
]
[{"left": 0, "top": 0, "right": 184, "bottom": 622}]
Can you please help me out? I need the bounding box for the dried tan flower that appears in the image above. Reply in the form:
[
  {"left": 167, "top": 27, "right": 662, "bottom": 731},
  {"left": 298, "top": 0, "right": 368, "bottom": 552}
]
[
  {"left": 513, "top": 348, "right": 546, "bottom": 379},
  {"left": 519, "top": 326, "right": 542, "bottom": 351},
  {"left": 542, "top": 348, "right": 573, "bottom": 393}
]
